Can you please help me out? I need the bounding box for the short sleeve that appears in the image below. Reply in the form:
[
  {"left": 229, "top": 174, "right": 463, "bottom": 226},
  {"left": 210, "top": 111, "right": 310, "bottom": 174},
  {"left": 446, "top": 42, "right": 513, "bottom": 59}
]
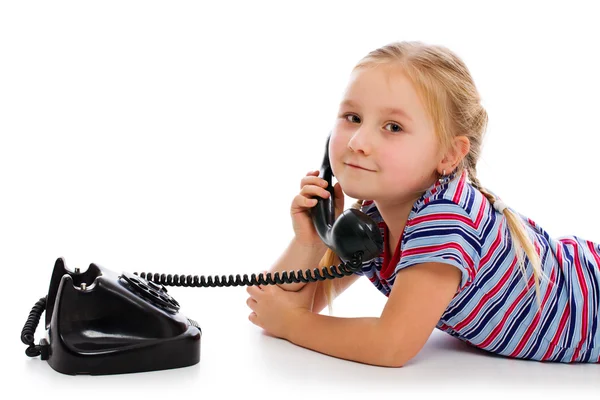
[{"left": 396, "top": 200, "right": 481, "bottom": 292}]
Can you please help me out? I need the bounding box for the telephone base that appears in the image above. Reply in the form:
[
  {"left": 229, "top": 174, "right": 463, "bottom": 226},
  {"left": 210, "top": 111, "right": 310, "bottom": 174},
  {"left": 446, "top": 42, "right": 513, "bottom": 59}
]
[
  {"left": 26, "top": 258, "right": 201, "bottom": 375},
  {"left": 47, "top": 325, "right": 201, "bottom": 375}
]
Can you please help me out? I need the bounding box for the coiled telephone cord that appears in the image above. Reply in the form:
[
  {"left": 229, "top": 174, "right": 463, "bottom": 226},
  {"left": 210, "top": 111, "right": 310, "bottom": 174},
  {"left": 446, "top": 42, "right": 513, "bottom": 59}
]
[
  {"left": 21, "top": 297, "right": 48, "bottom": 358},
  {"left": 135, "top": 252, "right": 364, "bottom": 288}
]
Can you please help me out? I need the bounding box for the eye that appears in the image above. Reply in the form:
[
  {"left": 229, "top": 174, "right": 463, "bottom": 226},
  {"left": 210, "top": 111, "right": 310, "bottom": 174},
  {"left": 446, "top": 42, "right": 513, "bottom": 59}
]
[
  {"left": 384, "top": 122, "right": 403, "bottom": 133},
  {"left": 343, "top": 114, "right": 361, "bottom": 124}
]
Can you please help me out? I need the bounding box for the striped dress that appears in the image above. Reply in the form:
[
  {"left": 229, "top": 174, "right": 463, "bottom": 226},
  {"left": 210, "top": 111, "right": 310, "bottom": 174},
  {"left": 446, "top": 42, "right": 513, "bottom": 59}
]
[{"left": 357, "top": 169, "right": 600, "bottom": 363}]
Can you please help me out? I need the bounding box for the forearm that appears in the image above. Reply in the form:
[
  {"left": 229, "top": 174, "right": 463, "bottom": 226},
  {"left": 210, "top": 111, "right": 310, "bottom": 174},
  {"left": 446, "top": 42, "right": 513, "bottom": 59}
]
[
  {"left": 286, "top": 311, "right": 406, "bottom": 367},
  {"left": 268, "top": 238, "right": 328, "bottom": 292}
]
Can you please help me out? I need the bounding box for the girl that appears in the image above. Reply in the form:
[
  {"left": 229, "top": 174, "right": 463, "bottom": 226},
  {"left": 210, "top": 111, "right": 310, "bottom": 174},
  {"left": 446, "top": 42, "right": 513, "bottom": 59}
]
[{"left": 245, "top": 41, "right": 600, "bottom": 366}]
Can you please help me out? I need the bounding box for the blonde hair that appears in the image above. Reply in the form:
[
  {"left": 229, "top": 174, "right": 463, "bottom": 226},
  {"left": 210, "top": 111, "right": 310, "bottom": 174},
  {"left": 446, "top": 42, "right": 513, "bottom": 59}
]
[
  {"left": 319, "top": 198, "right": 364, "bottom": 315},
  {"left": 319, "top": 40, "right": 546, "bottom": 313}
]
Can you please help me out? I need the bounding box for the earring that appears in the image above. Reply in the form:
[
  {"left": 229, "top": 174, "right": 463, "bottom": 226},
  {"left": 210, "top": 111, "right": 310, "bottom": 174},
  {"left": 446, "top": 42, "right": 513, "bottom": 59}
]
[{"left": 438, "top": 169, "right": 447, "bottom": 183}]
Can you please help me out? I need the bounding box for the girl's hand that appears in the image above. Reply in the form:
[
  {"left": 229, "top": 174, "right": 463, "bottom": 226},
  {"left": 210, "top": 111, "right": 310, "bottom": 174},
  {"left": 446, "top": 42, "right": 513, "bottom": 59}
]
[
  {"left": 291, "top": 170, "right": 344, "bottom": 247},
  {"left": 246, "top": 272, "right": 317, "bottom": 339}
]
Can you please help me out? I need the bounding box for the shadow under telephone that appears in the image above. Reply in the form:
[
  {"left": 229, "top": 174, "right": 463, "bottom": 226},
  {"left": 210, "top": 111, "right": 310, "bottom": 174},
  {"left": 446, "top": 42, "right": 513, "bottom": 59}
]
[{"left": 21, "top": 133, "right": 384, "bottom": 375}]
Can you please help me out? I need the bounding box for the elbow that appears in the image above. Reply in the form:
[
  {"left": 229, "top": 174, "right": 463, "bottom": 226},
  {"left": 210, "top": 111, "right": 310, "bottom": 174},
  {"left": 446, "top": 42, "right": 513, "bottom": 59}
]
[
  {"left": 372, "top": 322, "right": 421, "bottom": 367},
  {"left": 376, "top": 336, "right": 420, "bottom": 368},
  {"left": 381, "top": 353, "right": 410, "bottom": 368},
  {"left": 375, "top": 345, "right": 412, "bottom": 368},
  {"left": 380, "top": 359, "right": 405, "bottom": 368}
]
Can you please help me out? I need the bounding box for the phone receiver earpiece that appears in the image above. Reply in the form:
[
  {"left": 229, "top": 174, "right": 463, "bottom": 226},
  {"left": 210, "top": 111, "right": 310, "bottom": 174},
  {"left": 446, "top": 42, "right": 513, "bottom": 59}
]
[{"left": 310, "top": 133, "right": 384, "bottom": 263}]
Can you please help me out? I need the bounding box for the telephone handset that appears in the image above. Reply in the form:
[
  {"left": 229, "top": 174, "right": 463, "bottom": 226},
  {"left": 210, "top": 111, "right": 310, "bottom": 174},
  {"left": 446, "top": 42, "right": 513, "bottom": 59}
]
[
  {"left": 310, "top": 133, "right": 384, "bottom": 263},
  {"left": 21, "top": 132, "right": 384, "bottom": 375}
]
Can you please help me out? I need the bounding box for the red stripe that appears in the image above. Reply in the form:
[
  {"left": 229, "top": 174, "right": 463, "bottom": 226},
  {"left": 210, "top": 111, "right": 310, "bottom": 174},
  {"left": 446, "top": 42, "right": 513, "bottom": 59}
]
[
  {"left": 452, "top": 170, "right": 466, "bottom": 204},
  {"left": 410, "top": 213, "right": 476, "bottom": 229},
  {"left": 541, "top": 302, "right": 570, "bottom": 361},
  {"left": 473, "top": 199, "right": 485, "bottom": 229},
  {"left": 402, "top": 242, "right": 475, "bottom": 271},
  {"left": 424, "top": 187, "right": 438, "bottom": 205},
  {"left": 508, "top": 268, "right": 556, "bottom": 358},
  {"left": 454, "top": 255, "right": 518, "bottom": 331},
  {"left": 476, "top": 257, "right": 526, "bottom": 348},
  {"left": 380, "top": 223, "right": 403, "bottom": 280},
  {"left": 541, "top": 245, "right": 570, "bottom": 361},
  {"left": 561, "top": 239, "right": 589, "bottom": 362},
  {"left": 480, "top": 219, "right": 504, "bottom": 266},
  {"left": 587, "top": 240, "right": 600, "bottom": 270},
  {"left": 585, "top": 241, "right": 600, "bottom": 362}
]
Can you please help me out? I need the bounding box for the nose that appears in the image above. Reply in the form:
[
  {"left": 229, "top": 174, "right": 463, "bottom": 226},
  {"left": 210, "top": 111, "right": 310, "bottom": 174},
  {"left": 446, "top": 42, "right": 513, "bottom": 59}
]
[{"left": 347, "top": 127, "right": 372, "bottom": 155}]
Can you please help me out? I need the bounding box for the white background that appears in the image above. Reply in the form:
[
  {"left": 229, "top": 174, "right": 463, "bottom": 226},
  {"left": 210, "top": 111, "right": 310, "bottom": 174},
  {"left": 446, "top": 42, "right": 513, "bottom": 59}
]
[{"left": 1, "top": 0, "right": 599, "bottom": 398}]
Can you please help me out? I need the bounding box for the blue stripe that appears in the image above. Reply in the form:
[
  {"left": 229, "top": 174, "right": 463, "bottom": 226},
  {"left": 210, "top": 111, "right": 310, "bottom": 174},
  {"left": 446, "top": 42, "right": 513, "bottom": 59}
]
[
  {"left": 491, "top": 290, "right": 536, "bottom": 354},
  {"left": 463, "top": 268, "right": 522, "bottom": 341}
]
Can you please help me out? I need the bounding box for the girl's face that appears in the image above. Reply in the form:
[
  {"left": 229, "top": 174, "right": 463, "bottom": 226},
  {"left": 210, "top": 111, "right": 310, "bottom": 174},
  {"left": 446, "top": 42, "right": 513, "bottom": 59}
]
[{"left": 330, "top": 65, "right": 442, "bottom": 205}]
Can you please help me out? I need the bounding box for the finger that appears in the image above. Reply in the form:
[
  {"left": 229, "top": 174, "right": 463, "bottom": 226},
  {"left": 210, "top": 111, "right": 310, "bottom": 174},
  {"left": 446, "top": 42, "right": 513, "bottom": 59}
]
[
  {"left": 292, "top": 194, "right": 318, "bottom": 209},
  {"left": 259, "top": 283, "right": 276, "bottom": 293},
  {"left": 300, "top": 175, "right": 327, "bottom": 189},
  {"left": 247, "top": 285, "right": 263, "bottom": 297},
  {"left": 299, "top": 185, "right": 331, "bottom": 200},
  {"left": 333, "top": 182, "right": 344, "bottom": 204},
  {"left": 333, "top": 182, "right": 343, "bottom": 195},
  {"left": 304, "top": 176, "right": 328, "bottom": 188},
  {"left": 246, "top": 297, "right": 257, "bottom": 310},
  {"left": 248, "top": 312, "right": 259, "bottom": 325}
]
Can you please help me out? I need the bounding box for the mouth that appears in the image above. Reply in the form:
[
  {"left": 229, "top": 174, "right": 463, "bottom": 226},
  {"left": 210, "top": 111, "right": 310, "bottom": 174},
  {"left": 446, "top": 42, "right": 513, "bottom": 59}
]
[{"left": 345, "top": 163, "right": 375, "bottom": 172}]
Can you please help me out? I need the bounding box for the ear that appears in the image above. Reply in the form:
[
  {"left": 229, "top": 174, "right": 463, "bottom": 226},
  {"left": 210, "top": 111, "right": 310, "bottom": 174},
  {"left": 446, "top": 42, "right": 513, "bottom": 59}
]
[{"left": 438, "top": 136, "right": 470, "bottom": 173}]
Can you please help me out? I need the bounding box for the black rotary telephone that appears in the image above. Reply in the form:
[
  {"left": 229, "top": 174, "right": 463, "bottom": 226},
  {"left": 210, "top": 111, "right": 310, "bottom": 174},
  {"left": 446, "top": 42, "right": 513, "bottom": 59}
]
[{"left": 21, "top": 133, "right": 384, "bottom": 375}]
